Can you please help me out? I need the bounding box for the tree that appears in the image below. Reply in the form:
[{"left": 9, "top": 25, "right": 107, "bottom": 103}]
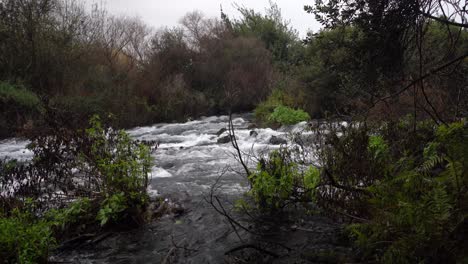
[
  {"left": 305, "top": 0, "right": 468, "bottom": 121},
  {"left": 231, "top": 2, "right": 300, "bottom": 65}
]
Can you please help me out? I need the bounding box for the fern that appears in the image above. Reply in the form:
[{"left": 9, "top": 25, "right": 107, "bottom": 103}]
[{"left": 337, "top": 121, "right": 467, "bottom": 263}]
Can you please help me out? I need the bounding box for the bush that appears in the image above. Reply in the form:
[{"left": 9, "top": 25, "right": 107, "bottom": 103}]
[
  {"left": 248, "top": 149, "right": 319, "bottom": 211},
  {"left": 85, "top": 116, "right": 152, "bottom": 225},
  {"left": 311, "top": 119, "right": 467, "bottom": 263},
  {"left": 268, "top": 105, "right": 310, "bottom": 125},
  {"left": 0, "top": 82, "right": 42, "bottom": 110},
  {"left": 0, "top": 82, "right": 43, "bottom": 138},
  {"left": 348, "top": 121, "right": 467, "bottom": 263},
  {"left": 0, "top": 115, "right": 155, "bottom": 261},
  {"left": 0, "top": 206, "right": 56, "bottom": 264},
  {"left": 254, "top": 88, "right": 304, "bottom": 125}
]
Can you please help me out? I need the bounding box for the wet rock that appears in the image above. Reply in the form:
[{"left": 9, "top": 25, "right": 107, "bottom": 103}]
[
  {"left": 269, "top": 136, "right": 287, "bottom": 145},
  {"left": 249, "top": 130, "right": 258, "bottom": 137},
  {"left": 217, "top": 135, "right": 231, "bottom": 144},
  {"left": 247, "top": 124, "right": 257, "bottom": 129},
  {"left": 216, "top": 128, "right": 227, "bottom": 136}
]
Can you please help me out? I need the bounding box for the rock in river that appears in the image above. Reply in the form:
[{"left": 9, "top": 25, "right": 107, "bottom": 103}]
[
  {"left": 249, "top": 130, "right": 258, "bottom": 137},
  {"left": 216, "top": 128, "right": 227, "bottom": 136},
  {"left": 269, "top": 136, "right": 287, "bottom": 145},
  {"left": 217, "top": 135, "right": 231, "bottom": 144}
]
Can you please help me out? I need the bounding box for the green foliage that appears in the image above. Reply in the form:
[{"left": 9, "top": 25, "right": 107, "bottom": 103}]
[
  {"left": 254, "top": 89, "right": 284, "bottom": 124},
  {"left": 0, "top": 81, "right": 43, "bottom": 137},
  {"left": 86, "top": 115, "right": 152, "bottom": 225},
  {"left": 367, "top": 135, "right": 389, "bottom": 161},
  {"left": 304, "top": 166, "right": 320, "bottom": 195},
  {"left": 0, "top": 209, "right": 55, "bottom": 264},
  {"left": 45, "top": 198, "right": 92, "bottom": 231},
  {"left": 248, "top": 149, "right": 318, "bottom": 211},
  {"left": 316, "top": 120, "right": 468, "bottom": 263},
  {"left": 268, "top": 106, "right": 310, "bottom": 125},
  {"left": 1, "top": 115, "right": 155, "bottom": 261},
  {"left": 97, "top": 193, "right": 128, "bottom": 226},
  {"left": 0, "top": 82, "right": 42, "bottom": 110},
  {"left": 232, "top": 2, "right": 299, "bottom": 64}
]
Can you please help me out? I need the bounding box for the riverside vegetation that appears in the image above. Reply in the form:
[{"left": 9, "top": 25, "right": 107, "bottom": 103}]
[
  {"left": 0, "top": 116, "right": 154, "bottom": 263},
  {"left": 243, "top": 118, "right": 467, "bottom": 262},
  {"left": 0, "top": 0, "right": 467, "bottom": 263}
]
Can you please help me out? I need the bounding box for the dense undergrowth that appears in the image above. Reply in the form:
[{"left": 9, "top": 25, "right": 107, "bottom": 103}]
[
  {"left": 244, "top": 118, "right": 467, "bottom": 263},
  {"left": 0, "top": 116, "right": 154, "bottom": 263}
]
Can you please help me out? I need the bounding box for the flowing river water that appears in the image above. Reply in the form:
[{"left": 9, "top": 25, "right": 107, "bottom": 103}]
[{"left": 0, "top": 114, "right": 353, "bottom": 263}]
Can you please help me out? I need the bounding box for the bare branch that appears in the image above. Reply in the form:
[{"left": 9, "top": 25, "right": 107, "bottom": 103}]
[{"left": 421, "top": 11, "right": 468, "bottom": 28}]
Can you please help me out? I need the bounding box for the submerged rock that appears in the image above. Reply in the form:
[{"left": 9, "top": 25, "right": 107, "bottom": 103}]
[
  {"left": 269, "top": 136, "right": 287, "bottom": 145},
  {"left": 217, "top": 135, "right": 231, "bottom": 144}
]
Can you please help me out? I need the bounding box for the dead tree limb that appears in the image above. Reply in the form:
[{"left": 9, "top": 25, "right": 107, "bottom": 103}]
[
  {"left": 421, "top": 12, "right": 468, "bottom": 29},
  {"left": 228, "top": 112, "right": 251, "bottom": 178}
]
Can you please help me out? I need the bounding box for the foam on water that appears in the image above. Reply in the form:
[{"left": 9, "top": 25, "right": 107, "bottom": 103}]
[
  {"left": 0, "top": 138, "right": 33, "bottom": 161},
  {"left": 0, "top": 113, "right": 316, "bottom": 196},
  {"left": 151, "top": 167, "right": 173, "bottom": 178}
]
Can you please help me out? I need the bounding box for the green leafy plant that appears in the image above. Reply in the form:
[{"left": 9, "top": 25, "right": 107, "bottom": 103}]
[
  {"left": 248, "top": 149, "right": 318, "bottom": 211},
  {"left": 0, "top": 82, "right": 42, "bottom": 110},
  {"left": 85, "top": 115, "right": 152, "bottom": 226},
  {"left": 0, "top": 115, "right": 155, "bottom": 262},
  {"left": 314, "top": 120, "right": 467, "bottom": 263},
  {"left": 0, "top": 209, "right": 56, "bottom": 264},
  {"left": 268, "top": 105, "right": 310, "bottom": 125},
  {"left": 97, "top": 193, "right": 128, "bottom": 226},
  {"left": 45, "top": 198, "right": 93, "bottom": 231}
]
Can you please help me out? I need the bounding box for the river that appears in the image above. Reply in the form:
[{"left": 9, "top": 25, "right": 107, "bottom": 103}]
[{"left": 0, "top": 114, "right": 352, "bottom": 263}]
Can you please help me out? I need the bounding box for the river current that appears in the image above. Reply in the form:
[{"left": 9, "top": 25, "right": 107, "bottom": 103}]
[
  {"left": 0, "top": 113, "right": 310, "bottom": 197},
  {"left": 0, "top": 114, "right": 350, "bottom": 263}
]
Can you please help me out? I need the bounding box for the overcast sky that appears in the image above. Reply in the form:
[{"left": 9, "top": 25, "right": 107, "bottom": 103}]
[{"left": 84, "top": 0, "right": 322, "bottom": 38}]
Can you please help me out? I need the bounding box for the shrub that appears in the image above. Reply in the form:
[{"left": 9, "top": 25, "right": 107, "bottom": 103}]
[
  {"left": 268, "top": 105, "right": 310, "bottom": 125},
  {"left": 0, "top": 82, "right": 42, "bottom": 110},
  {"left": 254, "top": 88, "right": 303, "bottom": 125},
  {"left": 0, "top": 82, "right": 43, "bottom": 138},
  {"left": 312, "top": 119, "right": 467, "bottom": 263},
  {"left": 0, "top": 115, "right": 155, "bottom": 261},
  {"left": 254, "top": 90, "right": 283, "bottom": 124},
  {"left": 96, "top": 193, "right": 128, "bottom": 226},
  {"left": 248, "top": 149, "right": 319, "bottom": 211},
  {"left": 85, "top": 116, "right": 152, "bottom": 225},
  {"left": 45, "top": 198, "right": 93, "bottom": 233},
  {"left": 0, "top": 207, "right": 56, "bottom": 264}
]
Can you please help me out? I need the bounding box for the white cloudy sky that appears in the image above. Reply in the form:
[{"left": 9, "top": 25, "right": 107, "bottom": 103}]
[{"left": 84, "top": 0, "right": 322, "bottom": 38}]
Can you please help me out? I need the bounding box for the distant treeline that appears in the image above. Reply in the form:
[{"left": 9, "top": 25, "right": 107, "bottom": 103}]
[{"left": 0, "top": 0, "right": 466, "bottom": 138}]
